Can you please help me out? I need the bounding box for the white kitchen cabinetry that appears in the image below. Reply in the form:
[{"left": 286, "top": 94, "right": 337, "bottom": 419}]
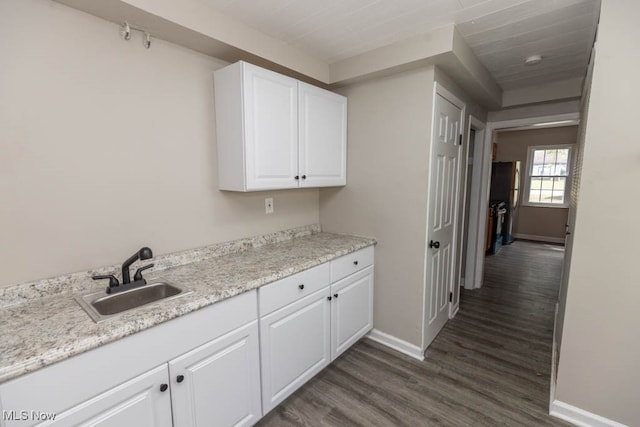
[
  {"left": 329, "top": 246, "right": 374, "bottom": 360},
  {"left": 36, "top": 365, "right": 172, "bottom": 427},
  {"left": 258, "top": 247, "right": 374, "bottom": 415},
  {"left": 258, "top": 264, "right": 331, "bottom": 413},
  {"left": 298, "top": 82, "right": 347, "bottom": 188},
  {"left": 330, "top": 266, "right": 374, "bottom": 360},
  {"left": 169, "top": 321, "right": 262, "bottom": 427},
  {"left": 260, "top": 288, "right": 331, "bottom": 413},
  {"left": 214, "top": 61, "right": 347, "bottom": 191},
  {"left": 0, "top": 291, "right": 260, "bottom": 427}
]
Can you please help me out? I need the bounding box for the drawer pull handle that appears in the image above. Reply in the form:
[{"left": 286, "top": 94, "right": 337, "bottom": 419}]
[
  {"left": 177, "top": 375, "right": 185, "bottom": 383},
  {"left": 353, "top": 260, "right": 359, "bottom": 266},
  {"left": 160, "top": 384, "right": 168, "bottom": 392},
  {"left": 334, "top": 293, "right": 339, "bottom": 299},
  {"left": 299, "top": 284, "right": 304, "bottom": 290}
]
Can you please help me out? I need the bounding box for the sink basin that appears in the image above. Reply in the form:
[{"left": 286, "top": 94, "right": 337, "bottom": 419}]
[{"left": 75, "top": 281, "right": 192, "bottom": 322}]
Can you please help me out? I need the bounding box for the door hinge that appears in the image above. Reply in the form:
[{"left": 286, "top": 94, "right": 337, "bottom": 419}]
[
  {"left": 449, "top": 292, "right": 453, "bottom": 302},
  {"left": 458, "top": 134, "right": 462, "bottom": 145}
]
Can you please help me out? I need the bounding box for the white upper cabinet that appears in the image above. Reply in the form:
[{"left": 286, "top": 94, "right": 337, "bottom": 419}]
[
  {"left": 298, "top": 82, "right": 347, "bottom": 188},
  {"left": 214, "top": 61, "right": 347, "bottom": 191}
]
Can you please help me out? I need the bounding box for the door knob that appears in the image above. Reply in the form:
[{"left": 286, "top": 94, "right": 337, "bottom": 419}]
[
  {"left": 176, "top": 375, "right": 184, "bottom": 383},
  {"left": 160, "top": 384, "right": 168, "bottom": 392},
  {"left": 429, "top": 240, "right": 440, "bottom": 249}
]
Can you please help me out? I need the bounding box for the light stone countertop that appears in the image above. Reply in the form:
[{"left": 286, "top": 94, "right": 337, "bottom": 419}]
[{"left": 0, "top": 227, "right": 375, "bottom": 384}]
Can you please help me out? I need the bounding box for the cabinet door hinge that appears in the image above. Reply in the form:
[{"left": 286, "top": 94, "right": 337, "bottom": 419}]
[{"left": 449, "top": 292, "right": 453, "bottom": 302}]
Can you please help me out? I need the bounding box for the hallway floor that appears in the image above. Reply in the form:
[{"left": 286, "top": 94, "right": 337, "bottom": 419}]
[{"left": 258, "top": 240, "right": 571, "bottom": 426}]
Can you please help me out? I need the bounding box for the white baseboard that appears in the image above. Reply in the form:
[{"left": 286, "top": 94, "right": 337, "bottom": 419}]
[
  {"left": 550, "top": 400, "right": 628, "bottom": 427},
  {"left": 550, "top": 303, "right": 559, "bottom": 407},
  {"left": 513, "top": 233, "right": 565, "bottom": 244},
  {"left": 366, "top": 329, "right": 425, "bottom": 361}
]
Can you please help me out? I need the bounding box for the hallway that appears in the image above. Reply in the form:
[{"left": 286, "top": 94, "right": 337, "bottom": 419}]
[{"left": 258, "top": 241, "right": 570, "bottom": 426}]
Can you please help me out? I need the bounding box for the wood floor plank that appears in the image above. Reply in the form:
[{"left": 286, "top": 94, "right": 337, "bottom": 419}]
[{"left": 257, "top": 241, "right": 571, "bottom": 426}]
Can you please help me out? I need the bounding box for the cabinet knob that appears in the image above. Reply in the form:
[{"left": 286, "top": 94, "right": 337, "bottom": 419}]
[
  {"left": 334, "top": 293, "right": 339, "bottom": 299},
  {"left": 301, "top": 175, "right": 307, "bottom": 180},
  {"left": 294, "top": 175, "right": 300, "bottom": 180},
  {"left": 160, "top": 384, "right": 168, "bottom": 392},
  {"left": 299, "top": 284, "right": 304, "bottom": 290},
  {"left": 327, "top": 296, "right": 332, "bottom": 301},
  {"left": 353, "top": 260, "right": 358, "bottom": 266},
  {"left": 177, "top": 375, "right": 184, "bottom": 383}
]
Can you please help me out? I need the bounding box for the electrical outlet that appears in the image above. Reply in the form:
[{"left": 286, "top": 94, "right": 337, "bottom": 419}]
[{"left": 265, "top": 197, "right": 274, "bottom": 214}]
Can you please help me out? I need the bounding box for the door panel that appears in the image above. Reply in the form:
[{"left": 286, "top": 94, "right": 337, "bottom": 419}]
[
  {"left": 260, "top": 287, "right": 331, "bottom": 414},
  {"left": 243, "top": 65, "right": 298, "bottom": 190},
  {"left": 43, "top": 365, "right": 171, "bottom": 427},
  {"left": 169, "top": 321, "right": 262, "bottom": 427},
  {"left": 298, "top": 82, "right": 347, "bottom": 187},
  {"left": 425, "top": 92, "right": 463, "bottom": 347},
  {"left": 330, "top": 266, "right": 374, "bottom": 360}
]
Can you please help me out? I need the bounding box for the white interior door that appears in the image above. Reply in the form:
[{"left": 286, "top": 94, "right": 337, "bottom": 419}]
[{"left": 424, "top": 91, "right": 463, "bottom": 348}]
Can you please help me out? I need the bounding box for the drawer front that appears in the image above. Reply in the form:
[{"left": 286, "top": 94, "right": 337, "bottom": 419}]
[
  {"left": 330, "top": 246, "right": 374, "bottom": 283},
  {"left": 259, "top": 263, "right": 330, "bottom": 316}
]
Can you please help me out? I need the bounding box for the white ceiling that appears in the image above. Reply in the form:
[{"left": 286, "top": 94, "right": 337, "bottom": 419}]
[{"left": 204, "top": 0, "right": 600, "bottom": 91}]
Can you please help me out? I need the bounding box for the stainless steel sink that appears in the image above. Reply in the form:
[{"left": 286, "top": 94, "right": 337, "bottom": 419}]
[{"left": 75, "top": 281, "right": 192, "bottom": 322}]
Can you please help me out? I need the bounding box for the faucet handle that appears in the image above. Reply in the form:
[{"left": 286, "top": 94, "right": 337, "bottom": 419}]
[
  {"left": 92, "top": 274, "right": 120, "bottom": 289},
  {"left": 133, "top": 263, "right": 155, "bottom": 282}
]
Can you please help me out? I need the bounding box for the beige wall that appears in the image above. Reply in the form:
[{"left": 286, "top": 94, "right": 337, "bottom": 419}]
[
  {"left": 495, "top": 126, "right": 577, "bottom": 240},
  {"left": 0, "top": 0, "right": 319, "bottom": 287},
  {"left": 555, "top": 0, "right": 640, "bottom": 425},
  {"left": 320, "top": 67, "right": 435, "bottom": 347},
  {"left": 320, "top": 66, "right": 486, "bottom": 349}
]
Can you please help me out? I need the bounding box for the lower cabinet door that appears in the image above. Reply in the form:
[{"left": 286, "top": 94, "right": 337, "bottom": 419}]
[
  {"left": 259, "top": 287, "right": 331, "bottom": 414},
  {"left": 168, "top": 320, "right": 262, "bottom": 427},
  {"left": 331, "top": 266, "right": 374, "bottom": 360},
  {"left": 43, "top": 365, "right": 172, "bottom": 427}
]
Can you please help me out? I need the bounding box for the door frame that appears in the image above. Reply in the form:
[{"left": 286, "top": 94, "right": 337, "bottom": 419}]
[
  {"left": 465, "top": 112, "right": 580, "bottom": 289},
  {"left": 421, "top": 81, "right": 466, "bottom": 350},
  {"left": 462, "top": 116, "right": 486, "bottom": 290}
]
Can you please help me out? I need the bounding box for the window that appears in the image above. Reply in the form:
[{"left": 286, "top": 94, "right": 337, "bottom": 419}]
[{"left": 525, "top": 145, "right": 573, "bottom": 207}]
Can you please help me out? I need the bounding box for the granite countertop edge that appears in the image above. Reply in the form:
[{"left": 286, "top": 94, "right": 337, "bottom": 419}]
[{"left": 0, "top": 231, "right": 376, "bottom": 384}]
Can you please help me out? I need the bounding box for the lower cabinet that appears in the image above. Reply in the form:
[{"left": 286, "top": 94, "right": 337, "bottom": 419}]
[
  {"left": 258, "top": 247, "right": 375, "bottom": 416},
  {"left": 27, "top": 321, "right": 262, "bottom": 427},
  {"left": 259, "top": 288, "right": 331, "bottom": 413},
  {"left": 0, "top": 291, "right": 261, "bottom": 427},
  {"left": 43, "top": 365, "right": 173, "bottom": 427},
  {"left": 330, "top": 266, "right": 374, "bottom": 360},
  {"left": 169, "top": 321, "right": 262, "bottom": 427}
]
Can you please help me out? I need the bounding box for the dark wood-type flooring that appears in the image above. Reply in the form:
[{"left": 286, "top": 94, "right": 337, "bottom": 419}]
[{"left": 258, "top": 241, "right": 571, "bottom": 426}]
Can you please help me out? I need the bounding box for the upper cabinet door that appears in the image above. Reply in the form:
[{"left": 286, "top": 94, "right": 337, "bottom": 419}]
[
  {"left": 243, "top": 64, "right": 299, "bottom": 191},
  {"left": 298, "top": 82, "right": 347, "bottom": 188}
]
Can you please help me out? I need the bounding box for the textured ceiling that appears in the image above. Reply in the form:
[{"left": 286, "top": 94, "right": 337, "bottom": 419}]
[{"left": 204, "top": 0, "right": 600, "bottom": 91}]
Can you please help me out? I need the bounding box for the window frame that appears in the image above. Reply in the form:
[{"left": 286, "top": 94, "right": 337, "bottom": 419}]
[{"left": 523, "top": 144, "right": 574, "bottom": 208}]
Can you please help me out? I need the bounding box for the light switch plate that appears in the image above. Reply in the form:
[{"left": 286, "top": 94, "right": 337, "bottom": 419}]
[{"left": 265, "top": 197, "right": 274, "bottom": 214}]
